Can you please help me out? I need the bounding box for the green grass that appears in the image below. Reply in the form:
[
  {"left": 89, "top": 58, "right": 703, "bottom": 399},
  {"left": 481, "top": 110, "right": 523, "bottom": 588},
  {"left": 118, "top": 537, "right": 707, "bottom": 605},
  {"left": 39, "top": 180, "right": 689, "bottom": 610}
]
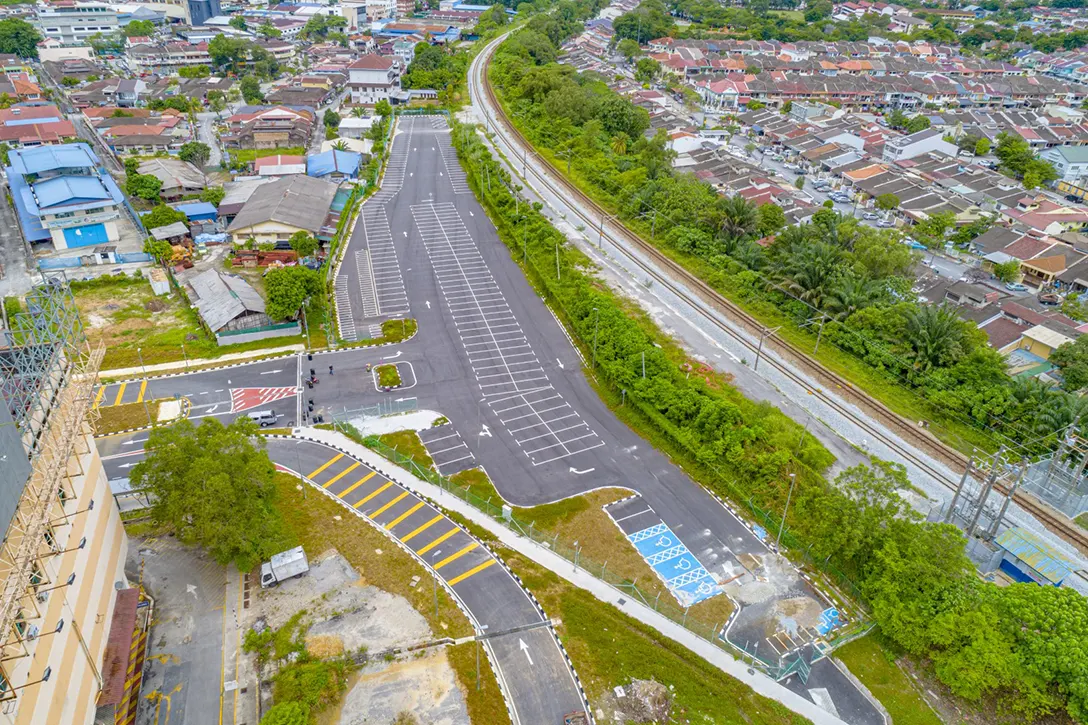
[
  {"left": 504, "top": 551, "right": 809, "bottom": 725},
  {"left": 94, "top": 399, "right": 162, "bottom": 435},
  {"left": 377, "top": 430, "right": 434, "bottom": 470},
  {"left": 376, "top": 363, "right": 401, "bottom": 388},
  {"left": 1076, "top": 513, "right": 1088, "bottom": 531},
  {"left": 768, "top": 9, "right": 803, "bottom": 20},
  {"left": 228, "top": 146, "right": 306, "bottom": 164},
  {"left": 835, "top": 634, "right": 942, "bottom": 725}
]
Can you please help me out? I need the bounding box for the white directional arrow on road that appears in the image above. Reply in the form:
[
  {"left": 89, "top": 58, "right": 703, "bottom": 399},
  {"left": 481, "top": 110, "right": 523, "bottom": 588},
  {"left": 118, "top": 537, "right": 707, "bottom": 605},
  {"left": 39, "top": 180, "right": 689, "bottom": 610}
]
[
  {"left": 118, "top": 462, "right": 140, "bottom": 469},
  {"left": 569, "top": 467, "right": 595, "bottom": 475},
  {"left": 556, "top": 358, "right": 564, "bottom": 370},
  {"left": 425, "top": 301, "right": 431, "bottom": 309},
  {"left": 259, "top": 369, "right": 283, "bottom": 375},
  {"left": 480, "top": 425, "right": 492, "bottom": 438},
  {"left": 518, "top": 638, "right": 533, "bottom": 666}
]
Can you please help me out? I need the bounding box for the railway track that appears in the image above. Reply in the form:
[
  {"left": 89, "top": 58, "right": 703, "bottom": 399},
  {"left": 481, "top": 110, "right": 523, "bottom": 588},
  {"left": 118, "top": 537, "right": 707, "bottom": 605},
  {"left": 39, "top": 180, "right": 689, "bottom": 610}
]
[{"left": 470, "top": 35, "right": 1088, "bottom": 556}]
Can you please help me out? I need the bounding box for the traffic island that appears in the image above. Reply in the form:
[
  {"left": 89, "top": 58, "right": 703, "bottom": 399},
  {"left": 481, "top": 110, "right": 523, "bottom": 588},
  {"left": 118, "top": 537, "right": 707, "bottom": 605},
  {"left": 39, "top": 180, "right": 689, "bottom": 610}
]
[{"left": 376, "top": 363, "right": 402, "bottom": 389}]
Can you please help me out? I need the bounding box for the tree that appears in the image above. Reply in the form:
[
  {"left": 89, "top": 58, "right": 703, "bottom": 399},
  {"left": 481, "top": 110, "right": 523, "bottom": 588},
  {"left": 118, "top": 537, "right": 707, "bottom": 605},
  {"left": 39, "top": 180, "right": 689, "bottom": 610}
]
[
  {"left": 301, "top": 14, "right": 346, "bottom": 40},
  {"left": 264, "top": 265, "right": 322, "bottom": 320},
  {"left": 375, "top": 99, "right": 392, "bottom": 118},
  {"left": 875, "top": 193, "right": 900, "bottom": 214},
  {"left": 756, "top": 203, "right": 786, "bottom": 238},
  {"left": 260, "top": 702, "right": 309, "bottom": 725},
  {"left": 289, "top": 230, "right": 318, "bottom": 259},
  {"left": 634, "top": 57, "right": 659, "bottom": 83},
  {"left": 992, "top": 259, "right": 1021, "bottom": 283},
  {"left": 1022, "top": 159, "right": 1057, "bottom": 189},
  {"left": 804, "top": 0, "right": 833, "bottom": 22},
  {"left": 240, "top": 75, "right": 263, "bottom": 104},
  {"left": 61, "top": 76, "right": 80, "bottom": 87},
  {"left": 143, "top": 237, "right": 173, "bottom": 264},
  {"left": 178, "top": 141, "right": 211, "bottom": 168},
  {"left": 229, "top": 14, "right": 248, "bottom": 31},
  {"left": 126, "top": 173, "right": 162, "bottom": 201},
  {"left": 718, "top": 195, "right": 758, "bottom": 242},
  {"left": 851, "top": 226, "right": 915, "bottom": 279},
  {"left": 142, "top": 203, "right": 187, "bottom": 230},
  {"left": 323, "top": 108, "right": 341, "bottom": 129},
  {"left": 1050, "top": 335, "right": 1088, "bottom": 391},
  {"left": 0, "top": 18, "right": 41, "bottom": 59},
  {"left": 794, "top": 176, "right": 805, "bottom": 190},
  {"left": 208, "top": 34, "right": 249, "bottom": 71},
  {"left": 905, "top": 304, "right": 967, "bottom": 371},
  {"left": 905, "top": 115, "right": 931, "bottom": 134},
  {"left": 123, "top": 19, "right": 156, "bottom": 37},
  {"left": 257, "top": 22, "right": 282, "bottom": 39},
  {"left": 130, "top": 418, "right": 292, "bottom": 570},
  {"left": 913, "top": 210, "right": 956, "bottom": 249},
  {"left": 975, "top": 137, "right": 991, "bottom": 156},
  {"left": 617, "top": 38, "right": 640, "bottom": 61},
  {"left": 995, "top": 131, "right": 1034, "bottom": 177},
  {"left": 179, "top": 64, "right": 211, "bottom": 78},
  {"left": 201, "top": 186, "right": 225, "bottom": 206}
]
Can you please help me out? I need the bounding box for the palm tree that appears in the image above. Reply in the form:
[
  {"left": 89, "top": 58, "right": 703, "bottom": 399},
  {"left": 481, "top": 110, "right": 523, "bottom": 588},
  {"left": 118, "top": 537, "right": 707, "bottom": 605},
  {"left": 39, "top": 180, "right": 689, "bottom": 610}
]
[
  {"left": 351, "top": 107, "right": 366, "bottom": 119},
  {"left": 777, "top": 241, "right": 842, "bottom": 309},
  {"left": 717, "top": 194, "right": 758, "bottom": 242},
  {"left": 825, "top": 272, "right": 880, "bottom": 320},
  {"left": 332, "top": 140, "right": 349, "bottom": 151},
  {"left": 610, "top": 132, "right": 629, "bottom": 156},
  {"left": 904, "top": 304, "right": 966, "bottom": 372}
]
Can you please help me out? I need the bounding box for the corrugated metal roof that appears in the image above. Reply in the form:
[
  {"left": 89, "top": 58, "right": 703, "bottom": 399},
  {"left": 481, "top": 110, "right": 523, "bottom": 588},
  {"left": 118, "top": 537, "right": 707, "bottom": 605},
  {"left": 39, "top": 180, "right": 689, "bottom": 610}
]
[
  {"left": 34, "top": 176, "right": 111, "bottom": 209},
  {"left": 150, "top": 221, "right": 189, "bottom": 240},
  {"left": 189, "top": 269, "right": 265, "bottom": 332},
  {"left": 996, "top": 527, "right": 1076, "bottom": 584},
  {"left": 307, "top": 150, "right": 361, "bottom": 178},
  {"left": 8, "top": 142, "right": 98, "bottom": 175},
  {"left": 227, "top": 175, "right": 337, "bottom": 236}
]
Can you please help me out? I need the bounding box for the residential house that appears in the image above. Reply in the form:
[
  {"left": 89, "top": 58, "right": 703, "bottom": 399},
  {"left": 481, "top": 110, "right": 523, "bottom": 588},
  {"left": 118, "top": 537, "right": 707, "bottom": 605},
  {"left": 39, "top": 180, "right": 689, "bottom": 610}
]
[
  {"left": 346, "top": 54, "right": 399, "bottom": 105},
  {"left": 0, "top": 105, "right": 77, "bottom": 148},
  {"left": 137, "top": 157, "right": 205, "bottom": 200},
  {"left": 882, "top": 128, "right": 958, "bottom": 163},
  {"left": 188, "top": 268, "right": 301, "bottom": 345},
  {"left": 1041, "top": 145, "right": 1088, "bottom": 184},
  {"left": 254, "top": 154, "right": 306, "bottom": 177},
  {"left": 5, "top": 143, "right": 127, "bottom": 250},
  {"left": 221, "top": 106, "right": 314, "bottom": 150},
  {"left": 227, "top": 175, "right": 339, "bottom": 245},
  {"left": 307, "top": 149, "right": 361, "bottom": 180}
]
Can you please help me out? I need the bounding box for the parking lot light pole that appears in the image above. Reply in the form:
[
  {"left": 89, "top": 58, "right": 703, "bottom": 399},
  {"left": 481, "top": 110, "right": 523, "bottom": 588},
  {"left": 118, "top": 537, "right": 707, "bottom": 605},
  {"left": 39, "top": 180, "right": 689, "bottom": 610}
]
[{"left": 431, "top": 550, "right": 442, "bottom": 619}]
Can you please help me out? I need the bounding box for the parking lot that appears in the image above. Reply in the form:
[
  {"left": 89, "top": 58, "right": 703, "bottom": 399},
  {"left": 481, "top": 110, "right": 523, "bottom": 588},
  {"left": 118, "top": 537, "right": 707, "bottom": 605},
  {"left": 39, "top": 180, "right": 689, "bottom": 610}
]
[
  {"left": 417, "top": 423, "right": 477, "bottom": 475},
  {"left": 412, "top": 200, "right": 605, "bottom": 467}
]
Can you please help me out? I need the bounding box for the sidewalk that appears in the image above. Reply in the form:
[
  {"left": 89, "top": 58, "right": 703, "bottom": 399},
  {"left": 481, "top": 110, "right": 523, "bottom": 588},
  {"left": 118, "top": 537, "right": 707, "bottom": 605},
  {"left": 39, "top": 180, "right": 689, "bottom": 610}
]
[
  {"left": 99, "top": 344, "right": 304, "bottom": 380},
  {"left": 298, "top": 427, "right": 848, "bottom": 725}
]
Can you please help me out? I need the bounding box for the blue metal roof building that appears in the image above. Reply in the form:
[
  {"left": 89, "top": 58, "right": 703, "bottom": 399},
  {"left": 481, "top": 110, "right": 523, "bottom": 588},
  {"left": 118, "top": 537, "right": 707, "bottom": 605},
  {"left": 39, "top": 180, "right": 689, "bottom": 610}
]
[
  {"left": 5, "top": 143, "right": 125, "bottom": 250},
  {"left": 995, "top": 527, "right": 1076, "bottom": 586},
  {"left": 174, "top": 201, "right": 218, "bottom": 221},
  {"left": 307, "top": 150, "right": 362, "bottom": 179}
]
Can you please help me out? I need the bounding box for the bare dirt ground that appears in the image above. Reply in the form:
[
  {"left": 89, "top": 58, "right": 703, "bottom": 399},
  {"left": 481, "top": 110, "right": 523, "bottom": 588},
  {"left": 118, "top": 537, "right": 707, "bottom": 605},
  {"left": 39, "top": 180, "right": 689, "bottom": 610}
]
[{"left": 245, "top": 549, "right": 471, "bottom": 725}]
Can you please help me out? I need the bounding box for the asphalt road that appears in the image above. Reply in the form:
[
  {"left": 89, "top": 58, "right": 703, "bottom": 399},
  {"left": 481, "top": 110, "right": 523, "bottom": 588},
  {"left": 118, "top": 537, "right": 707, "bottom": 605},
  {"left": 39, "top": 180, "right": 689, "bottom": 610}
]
[{"left": 95, "top": 115, "right": 880, "bottom": 724}]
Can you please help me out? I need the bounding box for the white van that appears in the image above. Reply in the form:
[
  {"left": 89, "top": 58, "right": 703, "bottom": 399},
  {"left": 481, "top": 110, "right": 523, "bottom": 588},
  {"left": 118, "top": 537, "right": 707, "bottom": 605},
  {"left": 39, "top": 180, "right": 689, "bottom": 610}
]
[{"left": 247, "top": 410, "right": 279, "bottom": 427}]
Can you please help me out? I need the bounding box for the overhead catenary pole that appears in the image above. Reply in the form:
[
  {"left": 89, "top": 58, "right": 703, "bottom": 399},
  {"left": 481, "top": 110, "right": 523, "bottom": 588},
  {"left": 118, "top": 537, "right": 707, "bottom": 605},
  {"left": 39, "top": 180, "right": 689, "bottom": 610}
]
[
  {"left": 775, "top": 472, "right": 797, "bottom": 554},
  {"left": 966, "top": 447, "right": 1005, "bottom": 538},
  {"left": 944, "top": 457, "right": 973, "bottom": 524},
  {"left": 988, "top": 460, "right": 1027, "bottom": 541}
]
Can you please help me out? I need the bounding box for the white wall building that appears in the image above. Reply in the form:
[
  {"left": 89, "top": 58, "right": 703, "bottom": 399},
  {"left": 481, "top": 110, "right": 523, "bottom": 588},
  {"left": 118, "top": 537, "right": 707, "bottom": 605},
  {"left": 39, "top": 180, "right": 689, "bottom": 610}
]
[
  {"left": 882, "top": 128, "right": 958, "bottom": 163},
  {"left": 346, "top": 54, "right": 398, "bottom": 104},
  {"left": 1041, "top": 145, "right": 1088, "bottom": 184},
  {"left": 36, "top": 2, "right": 119, "bottom": 47}
]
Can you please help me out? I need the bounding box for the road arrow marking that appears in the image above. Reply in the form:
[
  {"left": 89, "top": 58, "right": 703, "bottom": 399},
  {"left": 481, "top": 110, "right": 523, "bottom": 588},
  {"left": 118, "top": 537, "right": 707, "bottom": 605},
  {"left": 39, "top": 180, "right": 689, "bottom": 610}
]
[
  {"left": 118, "top": 462, "right": 139, "bottom": 469},
  {"left": 426, "top": 300, "right": 431, "bottom": 309},
  {"left": 518, "top": 639, "right": 533, "bottom": 666},
  {"left": 207, "top": 405, "right": 219, "bottom": 414},
  {"left": 480, "top": 425, "right": 492, "bottom": 438},
  {"left": 259, "top": 369, "right": 282, "bottom": 375},
  {"left": 557, "top": 358, "right": 564, "bottom": 369},
  {"left": 569, "top": 467, "right": 595, "bottom": 475}
]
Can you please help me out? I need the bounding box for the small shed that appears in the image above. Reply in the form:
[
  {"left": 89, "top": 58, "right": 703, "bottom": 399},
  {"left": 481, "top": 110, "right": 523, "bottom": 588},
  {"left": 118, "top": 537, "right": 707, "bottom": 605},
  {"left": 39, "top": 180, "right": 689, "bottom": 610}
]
[
  {"left": 150, "top": 221, "right": 189, "bottom": 243},
  {"left": 995, "top": 527, "right": 1076, "bottom": 586},
  {"left": 307, "top": 149, "right": 362, "bottom": 180},
  {"left": 174, "top": 202, "right": 218, "bottom": 223}
]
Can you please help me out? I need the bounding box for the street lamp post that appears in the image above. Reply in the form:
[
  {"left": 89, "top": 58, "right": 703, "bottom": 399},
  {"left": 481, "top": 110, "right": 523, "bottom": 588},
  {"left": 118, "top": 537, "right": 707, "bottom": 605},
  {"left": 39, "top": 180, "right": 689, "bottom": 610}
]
[
  {"left": 776, "top": 473, "right": 796, "bottom": 554},
  {"left": 136, "top": 347, "right": 151, "bottom": 425},
  {"left": 431, "top": 549, "right": 442, "bottom": 619},
  {"left": 181, "top": 340, "right": 189, "bottom": 371}
]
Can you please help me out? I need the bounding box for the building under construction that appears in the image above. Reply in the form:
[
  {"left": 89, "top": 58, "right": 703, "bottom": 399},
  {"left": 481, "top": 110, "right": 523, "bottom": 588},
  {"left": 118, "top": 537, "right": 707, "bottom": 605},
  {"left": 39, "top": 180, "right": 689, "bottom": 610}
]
[{"left": 0, "top": 276, "right": 133, "bottom": 724}]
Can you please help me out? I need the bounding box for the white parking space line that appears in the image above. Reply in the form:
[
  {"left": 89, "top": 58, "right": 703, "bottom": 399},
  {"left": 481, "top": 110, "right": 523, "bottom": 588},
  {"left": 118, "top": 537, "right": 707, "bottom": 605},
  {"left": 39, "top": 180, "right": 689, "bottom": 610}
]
[
  {"left": 360, "top": 205, "right": 410, "bottom": 318},
  {"left": 412, "top": 201, "right": 603, "bottom": 467},
  {"left": 335, "top": 274, "right": 357, "bottom": 341}
]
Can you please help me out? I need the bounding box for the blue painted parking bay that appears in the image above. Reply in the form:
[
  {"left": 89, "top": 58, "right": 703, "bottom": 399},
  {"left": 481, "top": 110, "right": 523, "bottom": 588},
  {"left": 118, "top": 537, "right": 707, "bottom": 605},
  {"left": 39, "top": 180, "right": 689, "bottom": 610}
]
[{"left": 629, "top": 522, "right": 722, "bottom": 607}]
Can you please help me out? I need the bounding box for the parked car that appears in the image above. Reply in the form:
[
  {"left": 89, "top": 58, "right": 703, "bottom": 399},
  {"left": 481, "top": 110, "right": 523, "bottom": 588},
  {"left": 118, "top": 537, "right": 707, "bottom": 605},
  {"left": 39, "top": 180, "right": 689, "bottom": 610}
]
[
  {"left": 783, "top": 162, "right": 802, "bottom": 171},
  {"left": 877, "top": 219, "right": 895, "bottom": 228},
  {"left": 1038, "top": 293, "right": 1061, "bottom": 306},
  {"left": 1005, "top": 282, "right": 1028, "bottom": 292},
  {"left": 862, "top": 212, "right": 880, "bottom": 220}
]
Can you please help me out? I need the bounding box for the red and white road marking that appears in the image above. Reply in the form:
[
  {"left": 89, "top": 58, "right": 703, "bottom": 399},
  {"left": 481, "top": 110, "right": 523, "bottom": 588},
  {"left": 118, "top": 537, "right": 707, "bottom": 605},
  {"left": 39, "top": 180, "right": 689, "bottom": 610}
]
[{"left": 229, "top": 387, "right": 298, "bottom": 414}]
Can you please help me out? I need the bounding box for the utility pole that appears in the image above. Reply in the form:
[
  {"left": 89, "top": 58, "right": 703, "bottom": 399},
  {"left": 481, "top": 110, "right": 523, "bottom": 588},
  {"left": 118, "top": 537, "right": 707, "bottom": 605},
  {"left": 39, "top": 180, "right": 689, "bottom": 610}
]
[
  {"left": 598, "top": 212, "right": 606, "bottom": 250},
  {"left": 988, "top": 460, "right": 1026, "bottom": 540},
  {"left": 944, "top": 457, "right": 973, "bottom": 524},
  {"left": 555, "top": 241, "right": 561, "bottom": 281},
  {"left": 753, "top": 326, "right": 780, "bottom": 372},
  {"left": 591, "top": 307, "right": 600, "bottom": 367},
  {"left": 776, "top": 473, "right": 796, "bottom": 554},
  {"left": 814, "top": 315, "right": 826, "bottom": 354}
]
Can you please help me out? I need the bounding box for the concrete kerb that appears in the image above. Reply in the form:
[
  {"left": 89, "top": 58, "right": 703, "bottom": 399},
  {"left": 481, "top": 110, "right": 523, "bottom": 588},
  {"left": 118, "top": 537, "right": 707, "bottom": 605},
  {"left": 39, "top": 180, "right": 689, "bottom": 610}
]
[
  {"left": 297, "top": 426, "right": 849, "bottom": 725},
  {"left": 270, "top": 450, "right": 520, "bottom": 725}
]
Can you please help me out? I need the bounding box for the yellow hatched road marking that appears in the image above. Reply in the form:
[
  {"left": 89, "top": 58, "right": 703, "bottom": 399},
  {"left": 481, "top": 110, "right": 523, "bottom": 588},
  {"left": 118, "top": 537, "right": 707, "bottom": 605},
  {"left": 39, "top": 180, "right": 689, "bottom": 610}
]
[
  {"left": 385, "top": 501, "right": 425, "bottom": 530},
  {"left": 434, "top": 542, "right": 478, "bottom": 570},
  {"left": 322, "top": 461, "right": 360, "bottom": 488},
  {"left": 338, "top": 471, "right": 376, "bottom": 498},
  {"left": 417, "top": 528, "right": 459, "bottom": 555},
  {"left": 401, "top": 514, "right": 444, "bottom": 543},
  {"left": 114, "top": 382, "right": 127, "bottom": 407},
  {"left": 352, "top": 481, "right": 393, "bottom": 508},
  {"left": 307, "top": 453, "right": 343, "bottom": 479},
  {"left": 447, "top": 559, "right": 497, "bottom": 586},
  {"left": 93, "top": 387, "right": 105, "bottom": 409},
  {"left": 369, "top": 491, "right": 409, "bottom": 519},
  {"left": 136, "top": 380, "right": 147, "bottom": 403}
]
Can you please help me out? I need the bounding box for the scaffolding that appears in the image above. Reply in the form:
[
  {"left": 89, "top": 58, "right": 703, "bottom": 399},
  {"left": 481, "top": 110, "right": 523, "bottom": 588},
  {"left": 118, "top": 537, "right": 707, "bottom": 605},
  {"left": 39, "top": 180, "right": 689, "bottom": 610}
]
[{"left": 0, "top": 274, "right": 102, "bottom": 698}]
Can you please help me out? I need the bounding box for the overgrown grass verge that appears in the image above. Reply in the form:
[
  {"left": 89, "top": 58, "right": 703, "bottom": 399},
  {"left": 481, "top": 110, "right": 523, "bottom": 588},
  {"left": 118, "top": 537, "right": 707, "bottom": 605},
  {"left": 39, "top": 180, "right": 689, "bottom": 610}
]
[
  {"left": 376, "top": 363, "right": 401, "bottom": 388},
  {"left": 834, "top": 633, "right": 942, "bottom": 725},
  {"left": 93, "top": 399, "right": 163, "bottom": 435},
  {"left": 270, "top": 472, "right": 511, "bottom": 724},
  {"left": 376, "top": 430, "right": 434, "bottom": 470},
  {"left": 503, "top": 551, "right": 809, "bottom": 725}
]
